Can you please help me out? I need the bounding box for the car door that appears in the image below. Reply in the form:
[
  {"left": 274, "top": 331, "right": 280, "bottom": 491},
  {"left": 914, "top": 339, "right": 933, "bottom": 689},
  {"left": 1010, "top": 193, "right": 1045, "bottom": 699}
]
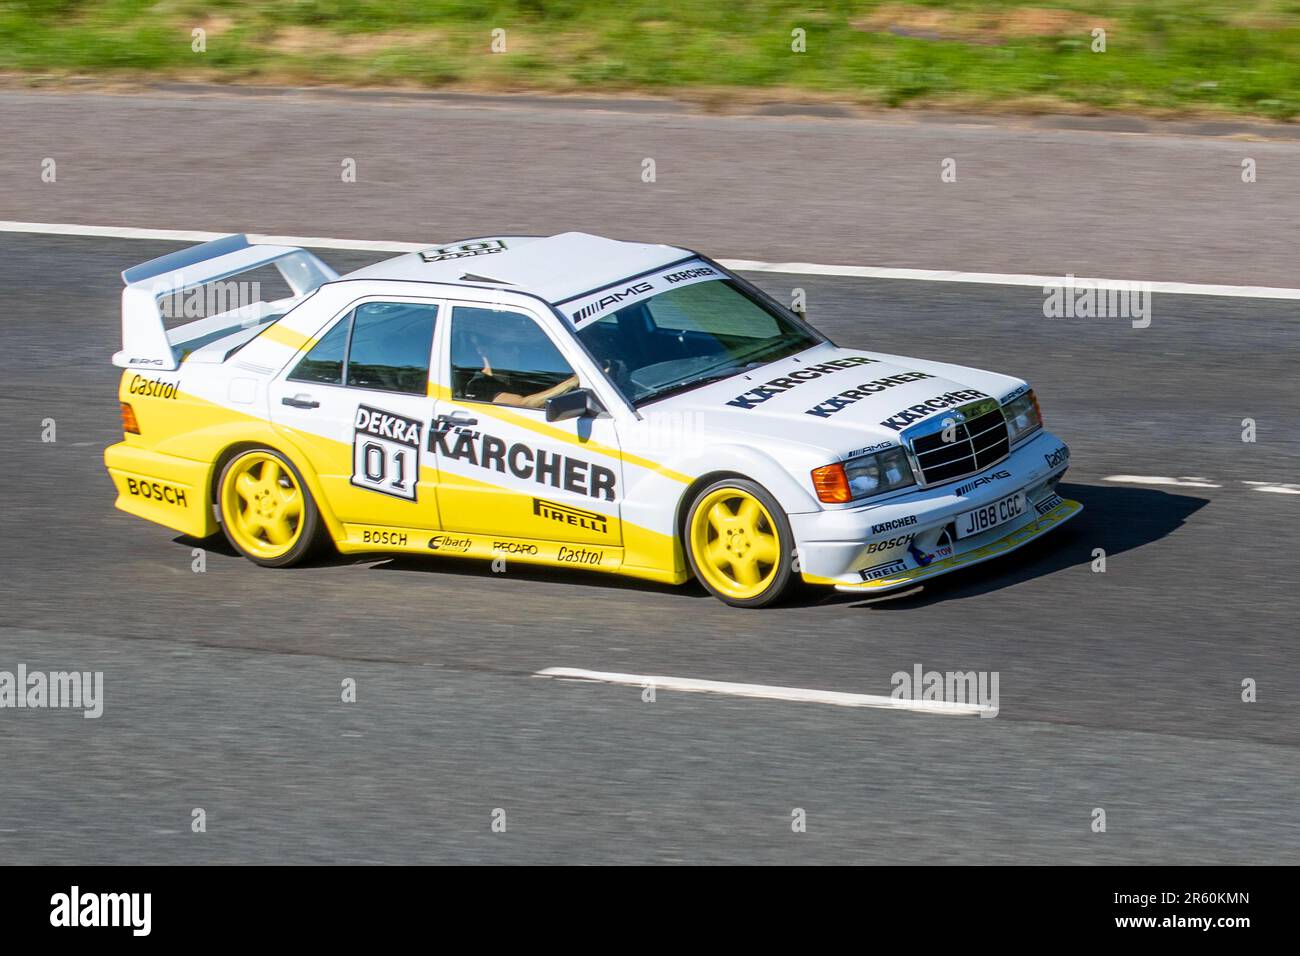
[
  {"left": 269, "top": 298, "right": 443, "bottom": 539},
  {"left": 430, "top": 302, "right": 624, "bottom": 560}
]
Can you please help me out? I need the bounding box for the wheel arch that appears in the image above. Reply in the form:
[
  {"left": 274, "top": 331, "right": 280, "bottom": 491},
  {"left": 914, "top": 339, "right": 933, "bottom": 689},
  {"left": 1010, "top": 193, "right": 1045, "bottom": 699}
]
[{"left": 209, "top": 434, "right": 346, "bottom": 543}]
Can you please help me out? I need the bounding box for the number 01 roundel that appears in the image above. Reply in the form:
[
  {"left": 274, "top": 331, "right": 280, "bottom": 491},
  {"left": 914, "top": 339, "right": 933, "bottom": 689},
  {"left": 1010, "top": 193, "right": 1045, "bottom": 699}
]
[{"left": 351, "top": 405, "right": 423, "bottom": 502}]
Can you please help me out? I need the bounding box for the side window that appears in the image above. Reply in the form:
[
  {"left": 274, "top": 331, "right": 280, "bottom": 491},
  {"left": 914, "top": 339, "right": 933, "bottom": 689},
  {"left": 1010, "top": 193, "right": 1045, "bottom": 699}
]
[
  {"left": 287, "top": 302, "right": 438, "bottom": 396},
  {"left": 347, "top": 302, "right": 437, "bottom": 395},
  {"left": 288, "top": 313, "right": 350, "bottom": 385},
  {"left": 449, "top": 306, "right": 578, "bottom": 410}
]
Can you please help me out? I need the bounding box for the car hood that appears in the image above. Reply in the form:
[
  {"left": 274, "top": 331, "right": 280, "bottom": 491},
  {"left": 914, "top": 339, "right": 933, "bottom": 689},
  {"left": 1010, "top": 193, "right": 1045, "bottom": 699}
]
[{"left": 641, "top": 342, "right": 1026, "bottom": 459}]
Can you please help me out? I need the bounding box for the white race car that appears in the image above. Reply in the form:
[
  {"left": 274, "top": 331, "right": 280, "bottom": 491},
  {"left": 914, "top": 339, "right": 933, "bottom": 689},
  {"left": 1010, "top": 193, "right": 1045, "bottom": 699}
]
[{"left": 105, "top": 231, "right": 1080, "bottom": 607}]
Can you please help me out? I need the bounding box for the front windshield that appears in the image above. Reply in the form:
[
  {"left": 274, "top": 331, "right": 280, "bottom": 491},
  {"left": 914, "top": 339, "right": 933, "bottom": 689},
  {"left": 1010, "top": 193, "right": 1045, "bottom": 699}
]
[{"left": 574, "top": 277, "right": 822, "bottom": 406}]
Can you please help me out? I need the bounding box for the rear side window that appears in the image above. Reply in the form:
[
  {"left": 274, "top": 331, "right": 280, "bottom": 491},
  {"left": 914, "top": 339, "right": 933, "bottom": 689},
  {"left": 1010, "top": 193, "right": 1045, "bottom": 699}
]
[
  {"left": 288, "top": 302, "right": 438, "bottom": 396},
  {"left": 288, "top": 313, "right": 349, "bottom": 384}
]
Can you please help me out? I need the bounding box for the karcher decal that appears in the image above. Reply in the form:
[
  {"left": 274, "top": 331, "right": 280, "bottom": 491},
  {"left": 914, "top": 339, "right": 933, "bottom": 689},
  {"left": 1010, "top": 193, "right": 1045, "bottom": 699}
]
[
  {"left": 879, "top": 389, "right": 989, "bottom": 432},
  {"left": 726, "top": 356, "right": 879, "bottom": 410},
  {"left": 432, "top": 427, "right": 617, "bottom": 501},
  {"left": 803, "top": 371, "right": 938, "bottom": 419}
]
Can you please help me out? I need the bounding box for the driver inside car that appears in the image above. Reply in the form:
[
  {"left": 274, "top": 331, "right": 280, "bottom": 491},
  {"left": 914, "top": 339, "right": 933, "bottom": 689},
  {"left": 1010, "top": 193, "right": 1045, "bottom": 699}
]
[{"left": 461, "top": 330, "right": 579, "bottom": 409}]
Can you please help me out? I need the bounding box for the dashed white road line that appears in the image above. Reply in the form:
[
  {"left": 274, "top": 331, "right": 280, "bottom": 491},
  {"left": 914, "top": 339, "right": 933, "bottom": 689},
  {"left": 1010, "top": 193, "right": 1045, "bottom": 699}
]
[
  {"left": 534, "top": 666, "right": 996, "bottom": 717},
  {"left": 1242, "top": 481, "right": 1300, "bottom": 495},
  {"left": 1104, "top": 475, "right": 1299, "bottom": 494},
  {"left": 722, "top": 258, "right": 1300, "bottom": 300},
  {"left": 5, "top": 219, "right": 1300, "bottom": 300},
  {"left": 1104, "top": 475, "right": 1223, "bottom": 488},
  {"left": 0, "top": 220, "right": 427, "bottom": 253}
]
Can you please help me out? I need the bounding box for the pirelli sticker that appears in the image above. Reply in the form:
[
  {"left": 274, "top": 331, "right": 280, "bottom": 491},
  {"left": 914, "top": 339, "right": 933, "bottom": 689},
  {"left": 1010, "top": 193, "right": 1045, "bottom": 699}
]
[{"left": 559, "top": 259, "right": 723, "bottom": 328}]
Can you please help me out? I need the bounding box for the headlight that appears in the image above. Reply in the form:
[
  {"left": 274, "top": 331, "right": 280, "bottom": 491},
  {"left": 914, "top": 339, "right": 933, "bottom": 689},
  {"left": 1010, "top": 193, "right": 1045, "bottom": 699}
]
[
  {"left": 1002, "top": 389, "right": 1042, "bottom": 445},
  {"left": 812, "top": 446, "right": 915, "bottom": 504}
]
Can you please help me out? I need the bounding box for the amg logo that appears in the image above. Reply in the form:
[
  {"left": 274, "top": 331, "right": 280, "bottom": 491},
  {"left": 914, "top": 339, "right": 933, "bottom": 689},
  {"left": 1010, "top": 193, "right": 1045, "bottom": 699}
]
[
  {"left": 533, "top": 497, "right": 609, "bottom": 534},
  {"left": 572, "top": 282, "right": 654, "bottom": 323},
  {"left": 955, "top": 470, "right": 1011, "bottom": 496}
]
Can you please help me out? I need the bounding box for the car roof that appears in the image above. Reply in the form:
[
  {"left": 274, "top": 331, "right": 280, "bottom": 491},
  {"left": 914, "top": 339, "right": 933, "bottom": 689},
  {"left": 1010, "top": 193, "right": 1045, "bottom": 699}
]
[{"left": 339, "top": 231, "right": 694, "bottom": 305}]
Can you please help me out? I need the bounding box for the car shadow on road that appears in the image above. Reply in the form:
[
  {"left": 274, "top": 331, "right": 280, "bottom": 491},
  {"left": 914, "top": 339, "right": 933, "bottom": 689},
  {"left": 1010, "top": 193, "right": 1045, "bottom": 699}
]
[
  {"left": 179, "top": 481, "right": 1206, "bottom": 607},
  {"left": 831, "top": 481, "right": 1209, "bottom": 610},
  {"left": 177, "top": 526, "right": 708, "bottom": 597},
  {"left": 368, "top": 552, "right": 710, "bottom": 598}
]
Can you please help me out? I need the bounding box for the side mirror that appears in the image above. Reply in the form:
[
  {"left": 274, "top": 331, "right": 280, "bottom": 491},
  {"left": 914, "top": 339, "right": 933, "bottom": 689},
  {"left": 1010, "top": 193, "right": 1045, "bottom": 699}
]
[{"left": 545, "top": 388, "right": 604, "bottom": 423}]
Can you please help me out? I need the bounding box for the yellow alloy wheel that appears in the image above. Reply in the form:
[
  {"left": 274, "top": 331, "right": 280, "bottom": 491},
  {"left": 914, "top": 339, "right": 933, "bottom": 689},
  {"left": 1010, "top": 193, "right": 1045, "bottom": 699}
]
[
  {"left": 220, "top": 451, "right": 305, "bottom": 560},
  {"left": 689, "top": 486, "right": 782, "bottom": 601}
]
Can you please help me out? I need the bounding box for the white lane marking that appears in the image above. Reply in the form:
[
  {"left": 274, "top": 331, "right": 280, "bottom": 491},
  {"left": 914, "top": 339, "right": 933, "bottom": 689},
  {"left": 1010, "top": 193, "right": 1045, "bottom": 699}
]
[
  {"left": 0, "top": 220, "right": 426, "bottom": 252},
  {"left": 5, "top": 219, "right": 1300, "bottom": 300},
  {"left": 1242, "top": 481, "right": 1300, "bottom": 494},
  {"left": 1105, "top": 475, "right": 1300, "bottom": 493},
  {"left": 1103, "top": 475, "right": 1223, "bottom": 488},
  {"left": 719, "top": 258, "right": 1300, "bottom": 300},
  {"left": 535, "top": 666, "right": 995, "bottom": 717}
]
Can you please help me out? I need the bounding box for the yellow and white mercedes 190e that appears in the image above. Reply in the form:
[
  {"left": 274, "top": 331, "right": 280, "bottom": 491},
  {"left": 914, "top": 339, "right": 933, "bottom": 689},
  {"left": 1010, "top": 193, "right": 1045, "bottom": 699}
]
[{"left": 105, "top": 232, "right": 1080, "bottom": 607}]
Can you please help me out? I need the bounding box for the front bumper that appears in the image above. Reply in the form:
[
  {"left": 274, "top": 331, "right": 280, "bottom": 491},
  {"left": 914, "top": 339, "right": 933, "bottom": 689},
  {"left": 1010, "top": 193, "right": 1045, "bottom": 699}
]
[{"left": 792, "top": 429, "right": 1081, "bottom": 593}]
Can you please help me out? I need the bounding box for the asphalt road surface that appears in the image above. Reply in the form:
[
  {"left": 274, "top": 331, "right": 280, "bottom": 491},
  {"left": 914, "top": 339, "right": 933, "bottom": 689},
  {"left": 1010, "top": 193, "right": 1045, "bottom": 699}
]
[
  {"left": 5, "top": 87, "right": 1300, "bottom": 285},
  {"left": 1, "top": 234, "right": 1296, "bottom": 864}
]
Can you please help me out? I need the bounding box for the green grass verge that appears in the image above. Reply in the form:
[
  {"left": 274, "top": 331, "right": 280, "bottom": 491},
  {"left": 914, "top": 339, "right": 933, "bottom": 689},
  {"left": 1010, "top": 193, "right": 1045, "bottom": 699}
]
[{"left": 2, "top": 1, "right": 1300, "bottom": 120}]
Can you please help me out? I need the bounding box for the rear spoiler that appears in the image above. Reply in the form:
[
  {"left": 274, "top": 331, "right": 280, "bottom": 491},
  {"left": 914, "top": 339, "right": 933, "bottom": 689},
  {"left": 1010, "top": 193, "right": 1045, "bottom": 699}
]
[{"left": 114, "top": 234, "right": 338, "bottom": 370}]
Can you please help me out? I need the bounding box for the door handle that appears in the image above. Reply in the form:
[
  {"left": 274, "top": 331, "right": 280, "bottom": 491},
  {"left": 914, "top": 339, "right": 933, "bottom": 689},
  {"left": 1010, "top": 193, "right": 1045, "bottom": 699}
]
[
  {"left": 435, "top": 411, "right": 478, "bottom": 427},
  {"left": 281, "top": 394, "right": 320, "bottom": 409}
]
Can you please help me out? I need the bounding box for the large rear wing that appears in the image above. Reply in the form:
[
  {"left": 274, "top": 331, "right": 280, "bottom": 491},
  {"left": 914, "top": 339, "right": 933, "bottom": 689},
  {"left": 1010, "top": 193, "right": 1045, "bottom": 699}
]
[{"left": 114, "top": 234, "right": 338, "bottom": 370}]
